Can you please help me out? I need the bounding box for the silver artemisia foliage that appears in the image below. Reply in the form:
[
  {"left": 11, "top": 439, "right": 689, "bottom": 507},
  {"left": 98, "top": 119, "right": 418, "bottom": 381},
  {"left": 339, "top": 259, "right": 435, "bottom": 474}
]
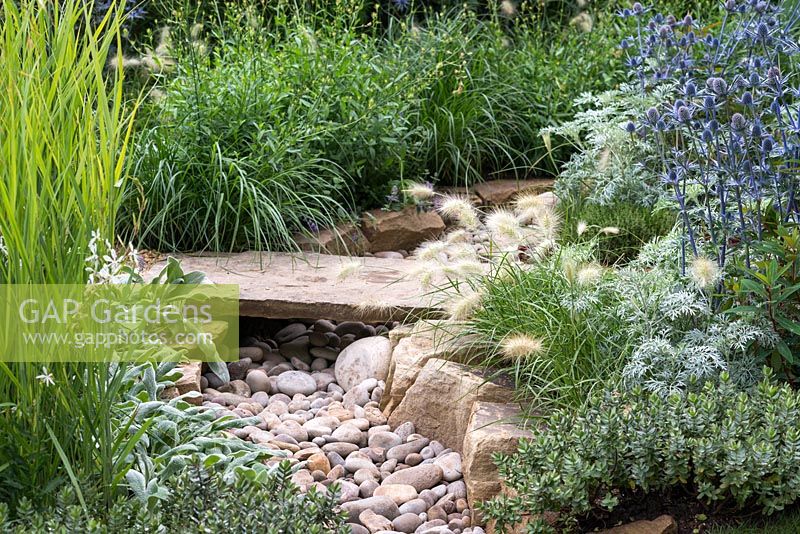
[
  {"left": 612, "top": 234, "right": 776, "bottom": 395},
  {"left": 547, "top": 86, "right": 673, "bottom": 208}
]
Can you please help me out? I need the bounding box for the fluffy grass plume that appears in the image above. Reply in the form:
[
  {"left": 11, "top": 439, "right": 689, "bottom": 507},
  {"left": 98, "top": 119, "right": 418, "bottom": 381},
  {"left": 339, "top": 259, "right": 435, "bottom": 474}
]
[
  {"left": 486, "top": 210, "right": 522, "bottom": 241},
  {"left": 337, "top": 260, "right": 363, "bottom": 281},
  {"left": 446, "top": 243, "right": 479, "bottom": 261},
  {"left": 514, "top": 193, "right": 547, "bottom": 223},
  {"left": 409, "top": 261, "right": 442, "bottom": 288},
  {"left": 689, "top": 256, "right": 720, "bottom": 289},
  {"left": 600, "top": 226, "right": 621, "bottom": 235},
  {"left": 403, "top": 182, "right": 435, "bottom": 201},
  {"left": 415, "top": 240, "right": 448, "bottom": 261},
  {"left": 445, "top": 229, "right": 470, "bottom": 244},
  {"left": 438, "top": 195, "right": 480, "bottom": 228},
  {"left": 501, "top": 333, "right": 545, "bottom": 359},
  {"left": 445, "top": 291, "right": 483, "bottom": 320},
  {"left": 534, "top": 205, "right": 561, "bottom": 242},
  {"left": 576, "top": 263, "right": 604, "bottom": 287}
]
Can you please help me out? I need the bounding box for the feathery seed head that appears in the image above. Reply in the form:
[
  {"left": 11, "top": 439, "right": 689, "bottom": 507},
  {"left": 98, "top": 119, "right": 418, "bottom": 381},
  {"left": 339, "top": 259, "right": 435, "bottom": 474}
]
[
  {"left": 445, "top": 291, "right": 483, "bottom": 320},
  {"left": 500, "top": 0, "right": 517, "bottom": 17},
  {"left": 576, "top": 221, "right": 588, "bottom": 236},
  {"left": 438, "top": 196, "right": 480, "bottom": 228},
  {"left": 501, "top": 333, "right": 545, "bottom": 359},
  {"left": 600, "top": 226, "right": 620, "bottom": 235},
  {"left": 690, "top": 256, "right": 720, "bottom": 289},
  {"left": 445, "top": 229, "right": 470, "bottom": 244},
  {"left": 576, "top": 263, "right": 604, "bottom": 286},
  {"left": 561, "top": 257, "right": 579, "bottom": 283},
  {"left": 337, "top": 261, "right": 363, "bottom": 281},
  {"left": 446, "top": 243, "right": 479, "bottom": 261},
  {"left": 486, "top": 210, "right": 522, "bottom": 240},
  {"left": 416, "top": 240, "right": 448, "bottom": 261},
  {"left": 452, "top": 260, "right": 484, "bottom": 276},
  {"left": 409, "top": 261, "right": 441, "bottom": 288},
  {"left": 514, "top": 193, "right": 545, "bottom": 215},
  {"left": 403, "top": 181, "right": 435, "bottom": 201},
  {"left": 535, "top": 206, "right": 561, "bottom": 241}
]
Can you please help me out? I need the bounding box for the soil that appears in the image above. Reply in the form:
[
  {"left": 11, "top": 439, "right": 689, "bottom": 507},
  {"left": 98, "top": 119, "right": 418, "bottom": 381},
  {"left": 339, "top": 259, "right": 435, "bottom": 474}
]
[{"left": 577, "top": 488, "right": 798, "bottom": 533}]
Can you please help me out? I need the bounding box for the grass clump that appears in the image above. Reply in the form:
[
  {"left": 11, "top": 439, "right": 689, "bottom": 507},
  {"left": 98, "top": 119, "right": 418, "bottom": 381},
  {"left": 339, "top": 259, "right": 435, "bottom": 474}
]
[
  {"left": 125, "top": 2, "right": 627, "bottom": 252},
  {"left": 561, "top": 202, "right": 677, "bottom": 265},
  {"left": 0, "top": 0, "right": 141, "bottom": 509},
  {"left": 459, "top": 253, "right": 628, "bottom": 410}
]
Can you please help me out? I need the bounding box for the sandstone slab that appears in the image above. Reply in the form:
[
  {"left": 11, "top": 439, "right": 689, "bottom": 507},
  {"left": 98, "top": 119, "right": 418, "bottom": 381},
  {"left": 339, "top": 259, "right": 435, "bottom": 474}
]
[
  {"left": 361, "top": 205, "right": 445, "bottom": 253},
  {"left": 145, "top": 252, "right": 441, "bottom": 322},
  {"left": 597, "top": 515, "right": 678, "bottom": 534},
  {"left": 174, "top": 361, "right": 202, "bottom": 405},
  {"left": 472, "top": 178, "right": 554, "bottom": 205},
  {"left": 387, "top": 359, "right": 515, "bottom": 453},
  {"left": 295, "top": 221, "right": 370, "bottom": 256},
  {"left": 381, "top": 321, "right": 479, "bottom": 413},
  {"left": 463, "top": 402, "right": 532, "bottom": 517}
]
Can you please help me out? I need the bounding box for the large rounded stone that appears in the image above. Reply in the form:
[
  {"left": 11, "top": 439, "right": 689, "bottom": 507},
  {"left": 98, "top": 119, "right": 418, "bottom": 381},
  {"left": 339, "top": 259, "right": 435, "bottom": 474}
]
[
  {"left": 306, "top": 453, "right": 331, "bottom": 475},
  {"left": 322, "top": 442, "right": 359, "bottom": 457},
  {"left": 274, "top": 322, "right": 308, "bottom": 344},
  {"left": 344, "top": 451, "right": 375, "bottom": 473},
  {"left": 245, "top": 369, "right": 270, "bottom": 393},
  {"left": 381, "top": 464, "right": 443, "bottom": 492},
  {"left": 313, "top": 319, "right": 336, "bottom": 333},
  {"left": 275, "top": 371, "right": 316, "bottom": 396},
  {"left": 374, "top": 484, "right": 418, "bottom": 505},
  {"left": 331, "top": 424, "right": 363, "bottom": 445},
  {"left": 340, "top": 496, "right": 399, "bottom": 523},
  {"left": 398, "top": 498, "right": 428, "bottom": 515},
  {"left": 310, "top": 346, "right": 339, "bottom": 361},
  {"left": 279, "top": 336, "right": 311, "bottom": 362},
  {"left": 334, "top": 336, "right": 392, "bottom": 391},
  {"left": 239, "top": 346, "right": 264, "bottom": 362},
  {"left": 309, "top": 331, "right": 329, "bottom": 347},
  {"left": 338, "top": 481, "right": 361, "bottom": 503},
  {"left": 434, "top": 452, "right": 462, "bottom": 482},
  {"left": 227, "top": 358, "right": 251, "bottom": 381},
  {"left": 312, "top": 372, "right": 336, "bottom": 391},
  {"left": 358, "top": 509, "right": 392, "bottom": 532},
  {"left": 393, "top": 512, "right": 423, "bottom": 533},
  {"left": 386, "top": 438, "right": 429, "bottom": 461},
  {"left": 368, "top": 431, "right": 403, "bottom": 450}
]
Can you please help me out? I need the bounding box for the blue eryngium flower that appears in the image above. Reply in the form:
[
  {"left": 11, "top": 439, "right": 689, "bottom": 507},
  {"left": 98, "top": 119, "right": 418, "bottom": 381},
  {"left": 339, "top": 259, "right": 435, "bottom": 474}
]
[
  {"left": 731, "top": 113, "right": 748, "bottom": 131},
  {"left": 625, "top": 121, "right": 637, "bottom": 134},
  {"left": 622, "top": 0, "right": 800, "bottom": 271},
  {"left": 707, "top": 77, "right": 728, "bottom": 96},
  {"left": 757, "top": 22, "right": 770, "bottom": 40}
]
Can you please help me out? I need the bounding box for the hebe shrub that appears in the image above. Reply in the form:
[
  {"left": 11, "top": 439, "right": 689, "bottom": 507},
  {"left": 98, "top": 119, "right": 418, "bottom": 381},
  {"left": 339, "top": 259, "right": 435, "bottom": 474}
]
[
  {"left": 0, "top": 461, "right": 348, "bottom": 533},
  {"left": 480, "top": 371, "right": 800, "bottom": 533}
]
